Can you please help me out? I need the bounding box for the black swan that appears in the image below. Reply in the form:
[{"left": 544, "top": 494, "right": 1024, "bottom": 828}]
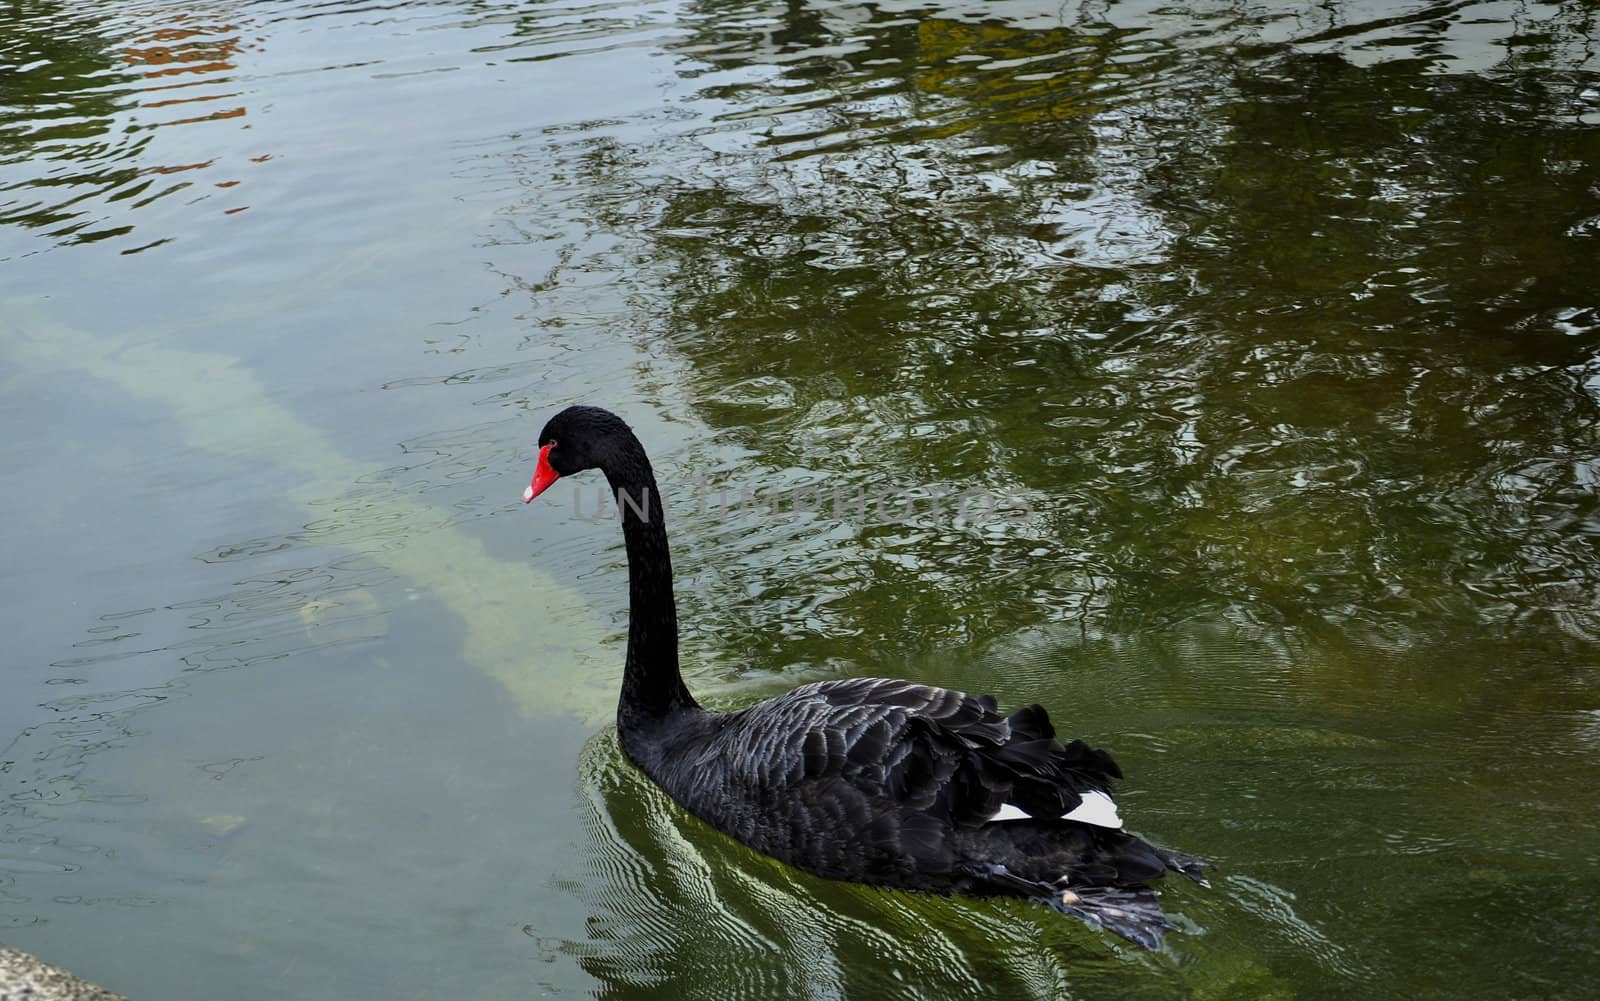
[{"left": 524, "top": 406, "right": 1206, "bottom": 948}]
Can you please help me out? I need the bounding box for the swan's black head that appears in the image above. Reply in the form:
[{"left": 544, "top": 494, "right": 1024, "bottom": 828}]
[{"left": 523, "top": 405, "right": 638, "bottom": 502}]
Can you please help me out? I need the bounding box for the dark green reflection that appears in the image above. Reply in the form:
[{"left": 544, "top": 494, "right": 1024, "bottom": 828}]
[
  {"left": 595, "top": 24, "right": 1600, "bottom": 663},
  {"left": 0, "top": 5, "right": 136, "bottom": 240},
  {"left": 0, "top": 3, "right": 251, "bottom": 249},
  {"left": 502, "top": 5, "right": 1600, "bottom": 999}
]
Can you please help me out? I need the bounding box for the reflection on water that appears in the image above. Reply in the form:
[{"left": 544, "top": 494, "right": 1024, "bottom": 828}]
[
  {"left": 522, "top": 26, "right": 1600, "bottom": 660},
  {"left": 3, "top": 0, "right": 1600, "bottom": 999},
  {"left": 0, "top": 2, "right": 267, "bottom": 253}
]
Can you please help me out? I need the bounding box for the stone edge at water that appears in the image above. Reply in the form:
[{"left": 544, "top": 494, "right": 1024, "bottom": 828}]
[{"left": 1, "top": 944, "right": 129, "bottom": 1001}]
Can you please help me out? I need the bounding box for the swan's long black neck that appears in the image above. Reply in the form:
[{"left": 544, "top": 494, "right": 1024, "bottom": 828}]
[{"left": 601, "top": 441, "right": 698, "bottom": 723}]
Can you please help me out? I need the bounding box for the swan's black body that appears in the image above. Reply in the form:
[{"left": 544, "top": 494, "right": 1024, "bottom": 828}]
[{"left": 529, "top": 406, "right": 1205, "bottom": 948}]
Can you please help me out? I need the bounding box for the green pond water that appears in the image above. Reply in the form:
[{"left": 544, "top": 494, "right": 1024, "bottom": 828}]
[{"left": 3, "top": 0, "right": 1599, "bottom": 998}]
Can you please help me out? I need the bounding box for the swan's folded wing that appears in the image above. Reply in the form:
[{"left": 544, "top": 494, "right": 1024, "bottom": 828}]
[{"left": 718, "top": 677, "right": 1120, "bottom": 830}]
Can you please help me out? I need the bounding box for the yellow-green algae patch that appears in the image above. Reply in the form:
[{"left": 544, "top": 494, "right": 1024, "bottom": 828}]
[{"left": 3, "top": 302, "right": 617, "bottom": 723}]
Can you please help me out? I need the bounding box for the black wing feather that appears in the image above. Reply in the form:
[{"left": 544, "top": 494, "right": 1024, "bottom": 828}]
[
  {"left": 653, "top": 675, "right": 1183, "bottom": 928},
  {"left": 702, "top": 677, "right": 1121, "bottom": 831}
]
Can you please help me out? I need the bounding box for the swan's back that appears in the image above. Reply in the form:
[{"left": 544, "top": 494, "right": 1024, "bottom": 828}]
[{"left": 637, "top": 677, "right": 1125, "bottom": 888}]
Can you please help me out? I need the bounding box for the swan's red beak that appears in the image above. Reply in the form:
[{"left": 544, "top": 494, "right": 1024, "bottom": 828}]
[{"left": 523, "top": 443, "right": 559, "bottom": 503}]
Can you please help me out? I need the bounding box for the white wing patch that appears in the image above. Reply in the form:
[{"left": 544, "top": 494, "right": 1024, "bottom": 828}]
[
  {"left": 987, "top": 790, "right": 1124, "bottom": 829},
  {"left": 1061, "top": 790, "right": 1123, "bottom": 829}
]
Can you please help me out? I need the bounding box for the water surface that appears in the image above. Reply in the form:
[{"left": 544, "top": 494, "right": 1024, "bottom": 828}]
[{"left": 2, "top": 1, "right": 1598, "bottom": 998}]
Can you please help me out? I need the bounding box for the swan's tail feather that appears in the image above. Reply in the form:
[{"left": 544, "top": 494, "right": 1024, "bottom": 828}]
[
  {"left": 957, "top": 862, "right": 1179, "bottom": 950},
  {"left": 1156, "top": 846, "right": 1211, "bottom": 886},
  {"left": 1045, "top": 885, "right": 1174, "bottom": 950}
]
